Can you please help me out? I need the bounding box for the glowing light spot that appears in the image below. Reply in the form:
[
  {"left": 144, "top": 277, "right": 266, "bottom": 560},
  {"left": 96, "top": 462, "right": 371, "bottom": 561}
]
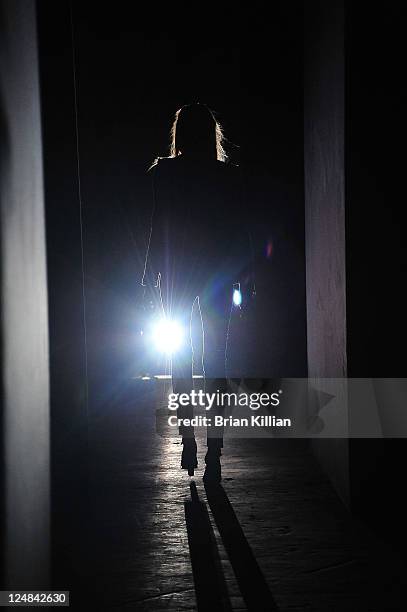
[
  {"left": 152, "top": 319, "right": 184, "bottom": 354},
  {"left": 233, "top": 288, "right": 242, "bottom": 307},
  {"left": 266, "top": 240, "right": 273, "bottom": 258}
]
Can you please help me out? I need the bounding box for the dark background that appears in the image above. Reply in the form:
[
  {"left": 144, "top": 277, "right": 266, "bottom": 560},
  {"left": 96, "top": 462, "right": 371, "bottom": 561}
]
[{"left": 65, "top": 1, "right": 307, "bottom": 409}]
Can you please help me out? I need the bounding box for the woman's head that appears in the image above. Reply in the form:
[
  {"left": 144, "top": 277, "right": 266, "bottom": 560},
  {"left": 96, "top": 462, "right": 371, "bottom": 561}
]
[{"left": 169, "top": 103, "right": 227, "bottom": 161}]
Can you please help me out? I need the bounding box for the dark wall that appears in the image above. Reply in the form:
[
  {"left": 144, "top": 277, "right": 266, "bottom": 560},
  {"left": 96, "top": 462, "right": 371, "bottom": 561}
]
[
  {"left": 346, "top": 4, "right": 407, "bottom": 555},
  {"left": 345, "top": 7, "right": 407, "bottom": 375},
  {"left": 304, "top": 1, "right": 407, "bottom": 556},
  {"left": 37, "top": 0, "right": 89, "bottom": 590},
  {"left": 304, "top": 0, "right": 349, "bottom": 505},
  {"left": 304, "top": 1, "right": 346, "bottom": 379},
  {"left": 0, "top": 0, "right": 50, "bottom": 588}
]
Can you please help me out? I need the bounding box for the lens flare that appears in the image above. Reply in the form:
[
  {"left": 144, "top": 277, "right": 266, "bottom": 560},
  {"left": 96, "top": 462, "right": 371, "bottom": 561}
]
[{"left": 152, "top": 319, "right": 184, "bottom": 354}]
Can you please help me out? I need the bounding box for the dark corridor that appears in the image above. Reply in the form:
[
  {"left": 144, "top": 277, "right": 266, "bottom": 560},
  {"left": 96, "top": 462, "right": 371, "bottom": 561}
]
[{"left": 1, "top": 1, "right": 407, "bottom": 610}]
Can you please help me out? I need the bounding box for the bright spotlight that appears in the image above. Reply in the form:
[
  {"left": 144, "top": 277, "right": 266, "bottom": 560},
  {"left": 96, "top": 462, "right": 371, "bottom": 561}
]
[
  {"left": 233, "top": 286, "right": 242, "bottom": 307},
  {"left": 152, "top": 318, "right": 184, "bottom": 354}
]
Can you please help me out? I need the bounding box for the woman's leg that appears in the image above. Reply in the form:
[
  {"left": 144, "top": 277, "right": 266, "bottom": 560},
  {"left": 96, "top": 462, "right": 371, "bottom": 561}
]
[
  {"left": 201, "top": 288, "right": 232, "bottom": 482},
  {"left": 171, "top": 298, "right": 197, "bottom": 475}
]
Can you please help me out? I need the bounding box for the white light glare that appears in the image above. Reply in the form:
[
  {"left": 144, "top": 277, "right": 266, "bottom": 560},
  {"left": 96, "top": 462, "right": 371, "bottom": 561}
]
[
  {"left": 233, "top": 288, "right": 242, "bottom": 307},
  {"left": 152, "top": 318, "right": 184, "bottom": 354}
]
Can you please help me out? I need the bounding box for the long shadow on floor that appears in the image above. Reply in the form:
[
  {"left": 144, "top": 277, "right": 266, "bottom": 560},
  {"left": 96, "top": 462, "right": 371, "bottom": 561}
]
[
  {"left": 205, "top": 482, "right": 279, "bottom": 612},
  {"left": 185, "top": 482, "right": 232, "bottom": 612}
]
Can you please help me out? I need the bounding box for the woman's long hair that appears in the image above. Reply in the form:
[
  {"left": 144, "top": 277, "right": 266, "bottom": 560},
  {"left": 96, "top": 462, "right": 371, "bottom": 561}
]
[{"left": 169, "top": 103, "right": 228, "bottom": 162}]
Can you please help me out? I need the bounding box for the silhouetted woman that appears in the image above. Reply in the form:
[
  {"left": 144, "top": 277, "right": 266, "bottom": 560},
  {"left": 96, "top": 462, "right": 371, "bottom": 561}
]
[{"left": 143, "top": 103, "right": 252, "bottom": 482}]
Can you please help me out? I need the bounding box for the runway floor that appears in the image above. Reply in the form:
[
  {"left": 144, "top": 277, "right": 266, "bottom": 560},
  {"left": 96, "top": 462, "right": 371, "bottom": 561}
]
[{"left": 66, "top": 382, "right": 407, "bottom": 610}]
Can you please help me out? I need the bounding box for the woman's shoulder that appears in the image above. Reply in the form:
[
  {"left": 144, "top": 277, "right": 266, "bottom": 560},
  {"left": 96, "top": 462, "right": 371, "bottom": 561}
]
[
  {"left": 148, "top": 156, "right": 181, "bottom": 179},
  {"left": 148, "top": 155, "right": 170, "bottom": 169},
  {"left": 148, "top": 156, "right": 240, "bottom": 181}
]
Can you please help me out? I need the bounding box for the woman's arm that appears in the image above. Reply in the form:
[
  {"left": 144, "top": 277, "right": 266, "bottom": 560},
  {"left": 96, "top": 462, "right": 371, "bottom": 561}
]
[{"left": 141, "top": 165, "right": 161, "bottom": 287}]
